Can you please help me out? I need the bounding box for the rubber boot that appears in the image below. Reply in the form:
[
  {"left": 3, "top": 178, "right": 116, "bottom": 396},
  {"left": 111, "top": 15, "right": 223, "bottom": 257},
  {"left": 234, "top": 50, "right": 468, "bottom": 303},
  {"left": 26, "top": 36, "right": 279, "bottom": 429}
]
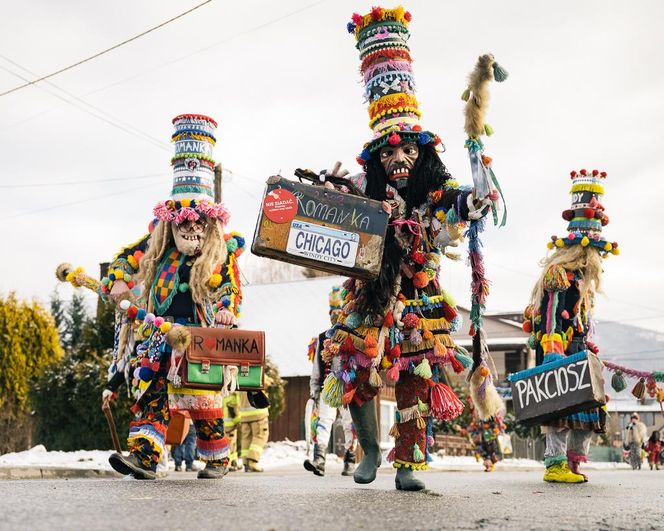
[
  {"left": 109, "top": 452, "right": 157, "bottom": 480},
  {"left": 304, "top": 444, "right": 327, "bottom": 476},
  {"left": 395, "top": 466, "right": 426, "bottom": 491},
  {"left": 244, "top": 458, "right": 264, "bottom": 472},
  {"left": 543, "top": 462, "right": 585, "bottom": 483},
  {"left": 341, "top": 450, "right": 356, "bottom": 476},
  {"left": 197, "top": 461, "right": 228, "bottom": 479},
  {"left": 349, "top": 401, "right": 380, "bottom": 484}
]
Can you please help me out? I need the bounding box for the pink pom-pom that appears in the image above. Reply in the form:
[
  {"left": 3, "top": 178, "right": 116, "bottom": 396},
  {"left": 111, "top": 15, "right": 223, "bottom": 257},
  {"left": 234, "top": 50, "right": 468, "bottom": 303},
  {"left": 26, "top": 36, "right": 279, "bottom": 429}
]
[
  {"left": 153, "top": 317, "right": 164, "bottom": 327},
  {"left": 153, "top": 201, "right": 175, "bottom": 222},
  {"left": 489, "top": 190, "right": 499, "bottom": 201},
  {"left": 174, "top": 207, "right": 199, "bottom": 225}
]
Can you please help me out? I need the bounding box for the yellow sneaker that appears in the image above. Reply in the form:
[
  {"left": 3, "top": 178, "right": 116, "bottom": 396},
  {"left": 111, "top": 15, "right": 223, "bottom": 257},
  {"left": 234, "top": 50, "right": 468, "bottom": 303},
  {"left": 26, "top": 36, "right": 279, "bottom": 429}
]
[{"left": 543, "top": 463, "right": 585, "bottom": 483}]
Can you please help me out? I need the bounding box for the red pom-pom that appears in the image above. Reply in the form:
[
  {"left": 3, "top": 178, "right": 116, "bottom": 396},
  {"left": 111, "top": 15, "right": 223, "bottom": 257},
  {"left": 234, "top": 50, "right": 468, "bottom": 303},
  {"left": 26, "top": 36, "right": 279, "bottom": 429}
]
[
  {"left": 133, "top": 250, "right": 144, "bottom": 261},
  {"left": 402, "top": 313, "right": 420, "bottom": 329},
  {"left": 388, "top": 132, "right": 401, "bottom": 145},
  {"left": 592, "top": 169, "right": 599, "bottom": 176},
  {"left": 391, "top": 344, "right": 401, "bottom": 358},
  {"left": 371, "top": 6, "right": 383, "bottom": 20},
  {"left": 404, "top": 11, "right": 412, "bottom": 22},
  {"left": 140, "top": 358, "right": 150, "bottom": 367},
  {"left": 583, "top": 207, "right": 595, "bottom": 218},
  {"left": 351, "top": 13, "right": 362, "bottom": 25},
  {"left": 567, "top": 233, "right": 575, "bottom": 240},
  {"left": 411, "top": 251, "right": 426, "bottom": 265},
  {"left": 612, "top": 242, "right": 618, "bottom": 248},
  {"left": 151, "top": 361, "right": 160, "bottom": 372},
  {"left": 412, "top": 271, "right": 430, "bottom": 288},
  {"left": 356, "top": 156, "right": 365, "bottom": 166},
  {"left": 383, "top": 312, "right": 394, "bottom": 328},
  {"left": 412, "top": 124, "right": 422, "bottom": 131},
  {"left": 561, "top": 310, "right": 570, "bottom": 319},
  {"left": 127, "top": 281, "right": 135, "bottom": 289},
  {"left": 522, "top": 320, "right": 532, "bottom": 333},
  {"left": 127, "top": 306, "right": 138, "bottom": 319},
  {"left": 562, "top": 209, "right": 574, "bottom": 221},
  {"left": 570, "top": 170, "right": 577, "bottom": 178},
  {"left": 600, "top": 171, "right": 607, "bottom": 178},
  {"left": 580, "top": 169, "right": 587, "bottom": 176}
]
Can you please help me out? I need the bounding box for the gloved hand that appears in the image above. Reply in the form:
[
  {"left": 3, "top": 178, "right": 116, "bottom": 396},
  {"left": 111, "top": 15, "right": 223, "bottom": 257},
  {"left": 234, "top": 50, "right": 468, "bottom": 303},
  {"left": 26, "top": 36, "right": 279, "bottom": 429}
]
[
  {"left": 466, "top": 193, "right": 493, "bottom": 220},
  {"left": 215, "top": 309, "right": 236, "bottom": 327}
]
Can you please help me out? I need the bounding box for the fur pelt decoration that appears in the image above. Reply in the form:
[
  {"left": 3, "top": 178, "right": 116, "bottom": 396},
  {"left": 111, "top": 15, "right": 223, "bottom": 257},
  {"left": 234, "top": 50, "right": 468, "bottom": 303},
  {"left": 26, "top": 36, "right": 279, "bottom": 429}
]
[
  {"left": 469, "top": 359, "right": 505, "bottom": 420},
  {"left": 462, "top": 54, "right": 508, "bottom": 139},
  {"left": 166, "top": 326, "right": 191, "bottom": 352}
]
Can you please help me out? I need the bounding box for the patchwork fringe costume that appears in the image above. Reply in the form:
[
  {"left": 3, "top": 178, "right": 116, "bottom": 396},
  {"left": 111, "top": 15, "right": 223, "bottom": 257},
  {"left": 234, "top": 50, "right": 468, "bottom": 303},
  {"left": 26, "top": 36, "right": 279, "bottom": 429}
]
[
  {"left": 321, "top": 7, "right": 504, "bottom": 491},
  {"left": 102, "top": 115, "right": 245, "bottom": 479},
  {"left": 522, "top": 169, "right": 618, "bottom": 483}
]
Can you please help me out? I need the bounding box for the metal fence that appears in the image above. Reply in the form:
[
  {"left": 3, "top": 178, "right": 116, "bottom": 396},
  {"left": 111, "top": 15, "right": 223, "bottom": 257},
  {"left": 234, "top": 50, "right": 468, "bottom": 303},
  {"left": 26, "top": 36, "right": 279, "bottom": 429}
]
[{"left": 507, "top": 434, "right": 545, "bottom": 461}]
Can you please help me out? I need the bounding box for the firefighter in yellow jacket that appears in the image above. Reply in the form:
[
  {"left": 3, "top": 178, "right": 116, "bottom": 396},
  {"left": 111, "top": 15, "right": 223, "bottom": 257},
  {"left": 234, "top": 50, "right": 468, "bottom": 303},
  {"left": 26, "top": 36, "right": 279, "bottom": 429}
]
[
  {"left": 223, "top": 393, "right": 241, "bottom": 471},
  {"left": 239, "top": 391, "right": 269, "bottom": 472}
]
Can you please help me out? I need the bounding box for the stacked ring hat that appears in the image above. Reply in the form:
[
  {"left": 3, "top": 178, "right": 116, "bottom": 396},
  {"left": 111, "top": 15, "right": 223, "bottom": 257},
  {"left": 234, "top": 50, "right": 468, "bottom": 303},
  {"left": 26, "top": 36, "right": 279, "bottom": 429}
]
[
  {"left": 153, "top": 114, "right": 230, "bottom": 225},
  {"left": 347, "top": 6, "right": 443, "bottom": 165},
  {"left": 547, "top": 169, "right": 619, "bottom": 257}
]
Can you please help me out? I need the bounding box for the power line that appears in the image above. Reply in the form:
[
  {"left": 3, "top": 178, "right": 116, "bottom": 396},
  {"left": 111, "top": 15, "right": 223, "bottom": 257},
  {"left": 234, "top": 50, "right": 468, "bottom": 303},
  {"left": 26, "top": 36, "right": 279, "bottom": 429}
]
[
  {"left": 0, "top": 0, "right": 328, "bottom": 134},
  {"left": 0, "top": 173, "right": 163, "bottom": 189},
  {"left": 0, "top": 0, "right": 213, "bottom": 98},
  {"left": 0, "top": 63, "right": 169, "bottom": 152},
  {"left": 0, "top": 182, "right": 155, "bottom": 221}
]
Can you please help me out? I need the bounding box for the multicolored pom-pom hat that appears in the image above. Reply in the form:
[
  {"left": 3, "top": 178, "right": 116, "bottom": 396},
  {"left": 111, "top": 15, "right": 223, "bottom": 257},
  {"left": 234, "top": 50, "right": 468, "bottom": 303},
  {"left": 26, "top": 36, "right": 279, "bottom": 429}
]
[
  {"left": 547, "top": 169, "right": 619, "bottom": 257},
  {"left": 153, "top": 114, "right": 230, "bottom": 225},
  {"left": 348, "top": 6, "right": 443, "bottom": 165}
]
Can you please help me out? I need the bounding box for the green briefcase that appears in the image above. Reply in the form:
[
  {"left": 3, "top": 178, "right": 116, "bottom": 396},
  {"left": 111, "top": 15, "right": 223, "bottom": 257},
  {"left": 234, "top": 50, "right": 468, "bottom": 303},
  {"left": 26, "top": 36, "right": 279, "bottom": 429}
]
[{"left": 180, "top": 327, "right": 266, "bottom": 391}]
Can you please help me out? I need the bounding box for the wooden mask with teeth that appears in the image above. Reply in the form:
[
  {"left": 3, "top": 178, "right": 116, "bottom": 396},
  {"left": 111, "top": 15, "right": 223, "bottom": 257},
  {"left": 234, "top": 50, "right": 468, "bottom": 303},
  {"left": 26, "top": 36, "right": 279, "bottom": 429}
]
[{"left": 379, "top": 142, "right": 419, "bottom": 189}]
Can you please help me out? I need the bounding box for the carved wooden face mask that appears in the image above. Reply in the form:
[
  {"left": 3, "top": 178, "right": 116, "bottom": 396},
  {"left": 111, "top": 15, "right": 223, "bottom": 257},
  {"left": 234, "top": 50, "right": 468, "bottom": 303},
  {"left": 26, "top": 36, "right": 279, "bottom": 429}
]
[
  {"left": 172, "top": 218, "right": 208, "bottom": 256},
  {"left": 379, "top": 142, "right": 419, "bottom": 189}
]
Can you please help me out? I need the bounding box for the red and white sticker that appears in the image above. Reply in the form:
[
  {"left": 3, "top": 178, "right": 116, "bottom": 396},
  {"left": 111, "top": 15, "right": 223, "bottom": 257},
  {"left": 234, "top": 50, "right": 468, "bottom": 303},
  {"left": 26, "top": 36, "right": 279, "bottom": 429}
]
[{"left": 263, "top": 188, "right": 298, "bottom": 224}]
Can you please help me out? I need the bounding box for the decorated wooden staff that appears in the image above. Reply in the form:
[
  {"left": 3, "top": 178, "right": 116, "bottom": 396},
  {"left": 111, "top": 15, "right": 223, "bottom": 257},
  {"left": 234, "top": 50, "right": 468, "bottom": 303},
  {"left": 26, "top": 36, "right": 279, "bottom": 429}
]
[{"left": 461, "top": 55, "right": 508, "bottom": 420}]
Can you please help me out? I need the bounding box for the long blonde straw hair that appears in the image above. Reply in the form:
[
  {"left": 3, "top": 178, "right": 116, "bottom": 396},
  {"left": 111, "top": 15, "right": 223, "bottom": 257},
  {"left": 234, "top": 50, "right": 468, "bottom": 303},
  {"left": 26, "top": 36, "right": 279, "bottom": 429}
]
[
  {"left": 529, "top": 244, "right": 603, "bottom": 311},
  {"left": 137, "top": 219, "right": 227, "bottom": 309}
]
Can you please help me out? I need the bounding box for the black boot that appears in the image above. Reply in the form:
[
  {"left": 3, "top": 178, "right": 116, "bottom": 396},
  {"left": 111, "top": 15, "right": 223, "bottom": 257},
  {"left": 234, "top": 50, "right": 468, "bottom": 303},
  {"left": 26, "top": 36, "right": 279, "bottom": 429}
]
[
  {"left": 395, "top": 466, "right": 426, "bottom": 491},
  {"left": 197, "top": 461, "right": 228, "bottom": 479},
  {"left": 303, "top": 444, "right": 327, "bottom": 477},
  {"left": 341, "top": 450, "right": 356, "bottom": 476},
  {"left": 108, "top": 452, "right": 157, "bottom": 480},
  {"left": 349, "top": 401, "right": 381, "bottom": 484}
]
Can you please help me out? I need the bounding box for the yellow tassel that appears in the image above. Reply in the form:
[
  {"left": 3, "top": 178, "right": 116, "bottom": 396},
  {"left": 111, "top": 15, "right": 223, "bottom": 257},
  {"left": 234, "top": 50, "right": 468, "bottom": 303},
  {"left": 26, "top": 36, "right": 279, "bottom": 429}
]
[
  {"left": 389, "top": 423, "right": 400, "bottom": 438},
  {"left": 369, "top": 366, "right": 383, "bottom": 388},
  {"left": 416, "top": 415, "right": 426, "bottom": 430}
]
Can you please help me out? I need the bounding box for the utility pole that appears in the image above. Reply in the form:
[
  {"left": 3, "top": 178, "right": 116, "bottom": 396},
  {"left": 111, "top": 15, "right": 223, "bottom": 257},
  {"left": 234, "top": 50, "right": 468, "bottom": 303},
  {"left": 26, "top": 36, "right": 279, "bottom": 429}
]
[{"left": 214, "top": 163, "right": 223, "bottom": 202}]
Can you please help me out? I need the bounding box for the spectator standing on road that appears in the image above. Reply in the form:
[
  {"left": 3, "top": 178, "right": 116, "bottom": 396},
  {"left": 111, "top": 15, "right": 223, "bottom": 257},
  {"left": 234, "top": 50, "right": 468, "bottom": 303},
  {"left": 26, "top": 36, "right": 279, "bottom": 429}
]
[
  {"left": 173, "top": 423, "right": 197, "bottom": 472},
  {"left": 644, "top": 431, "right": 661, "bottom": 471},
  {"left": 625, "top": 413, "right": 648, "bottom": 470},
  {"left": 303, "top": 287, "right": 357, "bottom": 477}
]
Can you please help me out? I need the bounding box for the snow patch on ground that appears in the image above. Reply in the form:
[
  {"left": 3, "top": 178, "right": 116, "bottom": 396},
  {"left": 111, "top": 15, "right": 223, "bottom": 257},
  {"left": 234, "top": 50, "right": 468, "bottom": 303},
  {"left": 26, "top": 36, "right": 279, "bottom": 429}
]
[{"left": 0, "top": 442, "right": 630, "bottom": 471}]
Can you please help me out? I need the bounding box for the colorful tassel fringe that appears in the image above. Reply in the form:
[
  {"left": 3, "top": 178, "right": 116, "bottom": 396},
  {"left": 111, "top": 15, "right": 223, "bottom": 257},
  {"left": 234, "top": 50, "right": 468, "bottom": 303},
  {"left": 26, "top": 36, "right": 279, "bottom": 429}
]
[
  {"left": 322, "top": 373, "right": 343, "bottom": 408},
  {"left": 414, "top": 358, "right": 432, "bottom": 380},
  {"left": 429, "top": 382, "right": 464, "bottom": 421}
]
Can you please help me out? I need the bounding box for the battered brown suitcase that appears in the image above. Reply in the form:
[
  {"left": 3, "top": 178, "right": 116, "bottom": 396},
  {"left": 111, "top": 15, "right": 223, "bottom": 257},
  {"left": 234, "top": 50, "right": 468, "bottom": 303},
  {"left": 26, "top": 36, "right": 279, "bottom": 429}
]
[{"left": 251, "top": 174, "right": 389, "bottom": 280}]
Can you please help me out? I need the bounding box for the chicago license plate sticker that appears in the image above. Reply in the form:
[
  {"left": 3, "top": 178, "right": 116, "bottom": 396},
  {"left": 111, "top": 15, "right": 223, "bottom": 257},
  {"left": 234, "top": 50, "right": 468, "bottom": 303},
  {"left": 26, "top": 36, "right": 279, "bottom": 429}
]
[{"left": 286, "top": 220, "right": 359, "bottom": 267}]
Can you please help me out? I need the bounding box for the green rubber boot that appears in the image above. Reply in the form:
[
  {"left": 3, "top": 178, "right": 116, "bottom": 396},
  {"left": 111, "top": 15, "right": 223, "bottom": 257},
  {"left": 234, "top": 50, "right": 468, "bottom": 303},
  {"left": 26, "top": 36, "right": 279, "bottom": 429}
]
[
  {"left": 349, "top": 400, "right": 381, "bottom": 484},
  {"left": 395, "top": 466, "right": 426, "bottom": 491}
]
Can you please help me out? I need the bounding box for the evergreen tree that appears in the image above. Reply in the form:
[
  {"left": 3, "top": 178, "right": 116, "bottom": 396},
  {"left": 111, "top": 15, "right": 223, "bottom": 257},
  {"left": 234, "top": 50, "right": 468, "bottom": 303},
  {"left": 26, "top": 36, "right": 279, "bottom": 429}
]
[
  {"left": 49, "top": 288, "right": 66, "bottom": 339},
  {"left": 63, "top": 292, "right": 89, "bottom": 355},
  {"left": 0, "top": 293, "right": 63, "bottom": 453}
]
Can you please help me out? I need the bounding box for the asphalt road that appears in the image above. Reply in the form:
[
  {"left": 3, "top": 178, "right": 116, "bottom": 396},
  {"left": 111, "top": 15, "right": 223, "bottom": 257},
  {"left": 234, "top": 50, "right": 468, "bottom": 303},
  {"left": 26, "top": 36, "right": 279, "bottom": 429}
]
[{"left": 1, "top": 467, "right": 663, "bottom": 531}]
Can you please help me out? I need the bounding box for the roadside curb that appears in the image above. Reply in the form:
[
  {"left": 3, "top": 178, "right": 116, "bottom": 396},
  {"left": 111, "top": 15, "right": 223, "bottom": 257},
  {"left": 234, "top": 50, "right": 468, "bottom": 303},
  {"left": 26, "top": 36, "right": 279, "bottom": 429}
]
[{"left": 0, "top": 467, "right": 120, "bottom": 480}]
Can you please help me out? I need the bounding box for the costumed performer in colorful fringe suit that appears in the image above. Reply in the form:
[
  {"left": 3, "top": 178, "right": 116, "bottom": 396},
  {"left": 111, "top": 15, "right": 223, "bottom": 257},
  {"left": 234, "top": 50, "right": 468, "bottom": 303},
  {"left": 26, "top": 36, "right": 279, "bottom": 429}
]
[
  {"left": 101, "top": 114, "right": 245, "bottom": 480},
  {"left": 320, "top": 7, "right": 505, "bottom": 491},
  {"left": 304, "top": 286, "right": 357, "bottom": 477},
  {"left": 522, "top": 169, "right": 618, "bottom": 483}
]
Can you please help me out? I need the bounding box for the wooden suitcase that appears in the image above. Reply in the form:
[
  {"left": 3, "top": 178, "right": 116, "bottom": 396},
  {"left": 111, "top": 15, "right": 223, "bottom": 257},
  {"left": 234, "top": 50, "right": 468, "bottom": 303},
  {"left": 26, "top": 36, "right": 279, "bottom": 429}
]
[
  {"left": 507, "top": 351, "right": 606, "bottom": 426},
  {"left": 251, "top": 174, "right": 389, "bottom": 280}
]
